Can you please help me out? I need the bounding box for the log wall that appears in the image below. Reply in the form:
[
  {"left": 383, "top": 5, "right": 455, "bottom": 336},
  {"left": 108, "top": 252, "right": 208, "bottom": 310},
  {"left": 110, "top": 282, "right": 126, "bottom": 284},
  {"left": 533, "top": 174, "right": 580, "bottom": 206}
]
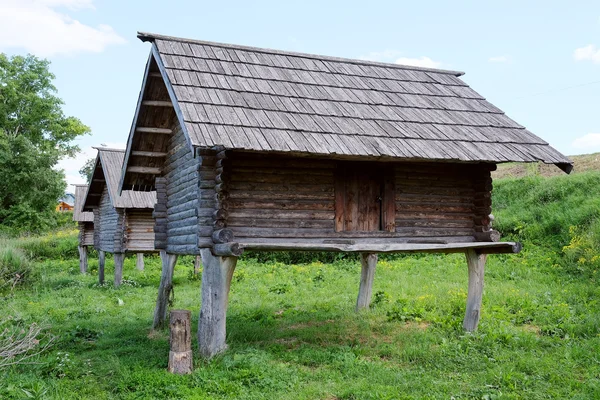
[
  {"left": 226, "top": 153, "right": 494, "bottom": 244},
  {"left": 78, "top": 222, "right": 94, "bottom": 246},
  {"left": 94, "top": 186, "right": 120, "bottom": 252},
  {"left": 164, "top": 123, "right": 201, "bottom": 255}
]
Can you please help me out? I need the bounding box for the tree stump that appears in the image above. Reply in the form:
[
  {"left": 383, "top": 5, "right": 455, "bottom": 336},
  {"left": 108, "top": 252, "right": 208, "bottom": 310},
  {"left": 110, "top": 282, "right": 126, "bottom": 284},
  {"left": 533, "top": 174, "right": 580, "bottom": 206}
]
[
  {"left": 356, "top": 252, "right": 378, "bottom": 311},
  {"left": 168, "top": 309, "right": 193, "bottom": 374},
  {"left": 136, "top": 253, "right": 145, "bottom": 271},
  {"left": 98, "top": 251, "right": 106, "bottom": 285}
]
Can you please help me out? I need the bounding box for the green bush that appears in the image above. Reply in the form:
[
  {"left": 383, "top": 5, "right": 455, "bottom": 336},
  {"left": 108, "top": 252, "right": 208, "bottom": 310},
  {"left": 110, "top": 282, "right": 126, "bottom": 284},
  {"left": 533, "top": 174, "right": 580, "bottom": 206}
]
[
  {"left": 17, "top": 230, "right": 81, "bottom": 260},
  {"left": 0, "top": 241, "right": 32, "bottom": 292}
]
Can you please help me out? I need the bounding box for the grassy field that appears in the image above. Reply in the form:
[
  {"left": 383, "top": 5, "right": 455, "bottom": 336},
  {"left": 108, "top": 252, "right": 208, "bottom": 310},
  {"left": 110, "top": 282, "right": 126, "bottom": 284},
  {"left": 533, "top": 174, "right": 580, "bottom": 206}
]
[
  {"left": 2, "top": 172, "right": 600, "bottom": 399},
  {"left": 493, "top": 152, "right": 600, "bottom": 179}
]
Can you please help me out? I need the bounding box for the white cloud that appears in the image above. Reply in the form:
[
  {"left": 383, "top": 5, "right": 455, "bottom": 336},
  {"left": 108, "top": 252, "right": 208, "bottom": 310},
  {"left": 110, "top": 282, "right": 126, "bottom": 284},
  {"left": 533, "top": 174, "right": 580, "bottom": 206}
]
[
  {"left": 0, "top": 0, "right": 125, "bottom": 57},
  {"left": 394, "top": 56, "right": 441, "bottom": 69},
  {"left": 360, "top": 50, "right": 442, "bottom": 68},
  {"left": 574, "top": 44, "right": 600, "bottom": 64},
  {"left": 489, "top": 55, "right": 509, "bottom": 63},
  {"left": 572, "top": 133, "right": 600, "bottom": 150},
  {"left": 359, "top": 50, "right": 403, "bottom": 62},
  {"left": 57, "top": 142, "right": 126, "bottom": 191}
]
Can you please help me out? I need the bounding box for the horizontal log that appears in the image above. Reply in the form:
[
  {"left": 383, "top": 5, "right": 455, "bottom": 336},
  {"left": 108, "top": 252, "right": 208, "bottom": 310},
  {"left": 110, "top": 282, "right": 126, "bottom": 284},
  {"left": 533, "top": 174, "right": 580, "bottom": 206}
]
[
  {"left": 395, "top": 203, "right": 474, "bottom": 214},
  {"left": 198, "top": 237, "right": 213, "bottom": 248},
  {"left": 136, "top": 127, "right": 173, "bottom": 134},
  {"left": 395, "top": 219, "right": 474, "bottom": 229},
  {"left": 231, "top": 155, "right": 336, "bottom": 169},
  {"left": 474, "top": 230, "right": 501, "bottom": 242},
  {"left": 166, "top": 244, "right": 201, "bottom": 255},
  {"left": 132, "top": 150, "right": 168, "bottom": 158},
  {"left": 228, "top": 199, "right": 333, "bottom": 211},
  {"left": 228, "top": 190, "right": 334, "bottom": 201},
  {"left": 230, "top": 173, "right": 334, "bottom": 185},
  {"left": 212, "top": 242, "right": 243, "bottom": 257},
  {"left": 128, "top": 166, "right": 162, "bottom": 174},
  {"left": 167, "top": 235, "right": 197, "bottom": 246},
  {"left": 142, "top": 100, "right": 173, "bottom": 107},
  {"left": 395, "top": 178, "right": 473, "bottom": 189},
  {"left": 394, "top": 227, "right": 474, "bottom": 237},
  {"left": 170, "top": 225, "right": 203, "bottom": 237},
  {"left": 396, "top": 212, "right": 475, "bottom": 221},
  {"left": 227, "top": 218, "right": 334, "bottom": 229},
  {"left": 230, "top": 166, "right": 334, "bottom": 177},
  {"left": 238, "top": 241, "right": 521, "bottom": 254},
  {"left": 228, "top": 182, "right": 334, "bottom": 193}
]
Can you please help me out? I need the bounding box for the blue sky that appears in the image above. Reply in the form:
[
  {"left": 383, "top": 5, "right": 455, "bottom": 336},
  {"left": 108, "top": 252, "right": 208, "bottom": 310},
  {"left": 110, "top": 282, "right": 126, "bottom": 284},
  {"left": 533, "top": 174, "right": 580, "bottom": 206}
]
[{"left": 1, "top": 0, "right": 599, "bottom": 189}]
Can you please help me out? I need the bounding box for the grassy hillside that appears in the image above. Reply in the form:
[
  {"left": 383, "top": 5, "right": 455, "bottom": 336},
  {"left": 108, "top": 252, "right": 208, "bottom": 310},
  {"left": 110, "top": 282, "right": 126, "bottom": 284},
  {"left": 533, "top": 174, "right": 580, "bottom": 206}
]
[
  {"left": 493, "top": 152, "right": 600, "bottom": 179},
  {"left": 1, "top": 173, "right": 600, "bottom": 399}
]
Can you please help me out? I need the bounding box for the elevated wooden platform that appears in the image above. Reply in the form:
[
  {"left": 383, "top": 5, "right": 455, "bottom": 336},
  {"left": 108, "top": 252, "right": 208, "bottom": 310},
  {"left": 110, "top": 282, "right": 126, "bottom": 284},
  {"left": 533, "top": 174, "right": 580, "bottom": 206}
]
[{"left": 237, "top": 241, "right": 522, "bottom": 255}]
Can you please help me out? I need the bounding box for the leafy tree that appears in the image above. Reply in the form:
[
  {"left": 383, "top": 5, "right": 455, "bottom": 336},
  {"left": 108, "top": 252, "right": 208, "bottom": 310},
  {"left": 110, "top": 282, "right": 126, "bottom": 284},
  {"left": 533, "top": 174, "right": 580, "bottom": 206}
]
[
  {"left": 0, "top": 54, "right": 90, "bottom": 233},
  {"left": 79, "top": 158, "right": 95, "bottom": 184}
]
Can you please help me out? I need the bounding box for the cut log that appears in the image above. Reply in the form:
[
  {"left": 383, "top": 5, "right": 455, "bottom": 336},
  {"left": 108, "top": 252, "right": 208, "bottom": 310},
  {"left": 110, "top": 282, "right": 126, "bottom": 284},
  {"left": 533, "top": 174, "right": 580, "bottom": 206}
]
[
  {"left": 78, "top": 245, "right": 88, "bottom": 274},
  {"left": 168, "top": 309, "right": 193, "bottom": 374},
  {"left": 212, "top": 242, "right": 243, "bottom": 257},
  {"left": 153, "top": 251, "right": 178, "bottom": 329},
  {"left": 463, "top": 249, "right": 486, "bottom": 332},
  {"left": 212, "top": 228, "right": 234, "bottom": 243},
  {"left": 113, "top": 253, "right": 125, "bottom": 287},
  {"left": 136, "top": 253, "right": 145, "bottom": 271},
  {"left": 98, "top": 251, "right": 105, "bottom": 285},
  {"left": 356, "top": 253, "right": 378, "bottom": 311},
  {"left": 198, "top": 248, "right": 238, "bottom": 359}
]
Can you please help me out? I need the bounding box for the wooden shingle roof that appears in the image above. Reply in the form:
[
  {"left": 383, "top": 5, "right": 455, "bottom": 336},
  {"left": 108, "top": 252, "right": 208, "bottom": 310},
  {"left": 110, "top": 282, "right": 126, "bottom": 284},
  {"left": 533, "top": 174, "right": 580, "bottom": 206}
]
[
  {"left": 73, "top": 185, "right": 94, "bottom": 222},
  {"left": 84, "top": 148, "right": 156, "bottom": 210},
  {"left": 130, "top": 32, "right": 572, "bottom": 173}
]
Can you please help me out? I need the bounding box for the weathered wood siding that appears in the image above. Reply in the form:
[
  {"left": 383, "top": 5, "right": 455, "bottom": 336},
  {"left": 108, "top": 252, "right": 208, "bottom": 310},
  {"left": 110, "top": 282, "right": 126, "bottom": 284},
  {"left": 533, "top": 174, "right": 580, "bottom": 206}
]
[
  {"left": 227, "top": 153, "right": 336, "bottom": 241},
  {"left": 95, "top": 186, "right": 120, "bottom": 252},
  {"left": 154, "top": 177, "right": 167, "bottom": 249},
  {"left": 164, "top": 123, "right": 201, "bottom": 255},
  {"left": 124, "top": 209, "right": 156, "bottom": 252},
  {"left": 226, "top": 153, "right": 493, "bottom": 244},
  {"left": 78, "top": 222, "right": 94, "bottom": 246}
]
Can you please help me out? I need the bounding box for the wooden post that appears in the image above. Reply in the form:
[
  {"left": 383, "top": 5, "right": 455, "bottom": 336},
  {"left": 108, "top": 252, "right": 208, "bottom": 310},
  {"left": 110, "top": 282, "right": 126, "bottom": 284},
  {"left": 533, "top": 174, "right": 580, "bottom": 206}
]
[
  {"left": 463, "top": 249, "right": 486, "bottom": 332},
  {"left": 114, "top": 253, "right": 125, "bottom": 287},
  {"left": 136, "top": 253, "right": 145, "bottom": 271},
  {"left": 168, "top": 309, "right": 193, "bottom": 374},
  {"left": 356, "top": 253, "right": 378, "bottom": 311},
  {"left": 153, "top": 250, "right": 178, "bottom": 329},
  {"left": 194, "top": 255, "right": 201, "bottom": 275},
  {"left": 78, "top": 245, "right": 88, "bottom": 274},
  {"left": 98, "top": 250, "right": 106, "bottom": 285},
  {"left": 198, "top": 248, "right": 237, "bottom": 359}
]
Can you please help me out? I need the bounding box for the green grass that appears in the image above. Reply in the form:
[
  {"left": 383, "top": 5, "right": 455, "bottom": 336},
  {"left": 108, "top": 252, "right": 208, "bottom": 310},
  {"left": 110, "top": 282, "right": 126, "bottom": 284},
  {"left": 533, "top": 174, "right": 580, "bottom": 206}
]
[{"left": 2, "top": 173, "right": 600, "bottom": 398}]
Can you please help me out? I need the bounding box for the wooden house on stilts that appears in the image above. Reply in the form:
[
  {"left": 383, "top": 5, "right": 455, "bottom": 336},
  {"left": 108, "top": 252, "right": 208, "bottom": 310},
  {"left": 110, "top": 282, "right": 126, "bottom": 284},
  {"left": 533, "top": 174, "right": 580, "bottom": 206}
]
[
  {"left": 83, "top": 147, "right": 157, "bottom": 286},
  {"left": 73, "top": 184, "right": 95, "bottom": 274},
  {"left": 119, "top": 32, "right": 572, "bottom": 359}
]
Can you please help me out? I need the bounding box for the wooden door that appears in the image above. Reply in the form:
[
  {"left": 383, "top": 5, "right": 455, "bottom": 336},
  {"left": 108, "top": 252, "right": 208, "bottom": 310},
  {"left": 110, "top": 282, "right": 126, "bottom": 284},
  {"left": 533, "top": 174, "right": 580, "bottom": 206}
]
[{"left": 335, "top": 164, "right": 395, "bottom": 232}]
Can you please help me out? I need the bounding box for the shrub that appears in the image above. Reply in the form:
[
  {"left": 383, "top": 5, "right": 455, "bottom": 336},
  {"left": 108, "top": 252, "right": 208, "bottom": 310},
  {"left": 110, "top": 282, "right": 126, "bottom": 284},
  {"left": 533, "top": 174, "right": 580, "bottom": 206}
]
[
  {"left": 17, "top": 230, "right": 80, "bottom": 260},
  {"left": 0, "top": 241, "right": 32, "bottom": 292}
]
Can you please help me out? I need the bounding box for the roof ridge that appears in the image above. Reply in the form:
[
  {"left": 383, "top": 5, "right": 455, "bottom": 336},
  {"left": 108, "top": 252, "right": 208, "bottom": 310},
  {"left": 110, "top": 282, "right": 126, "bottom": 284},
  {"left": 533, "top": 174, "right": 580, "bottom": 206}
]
[
  {"left": 138, "top": 31, "right": 465, "bottom": 77},
  {"left": 92, "top": 146, "right": 125, "bottom": 152}
]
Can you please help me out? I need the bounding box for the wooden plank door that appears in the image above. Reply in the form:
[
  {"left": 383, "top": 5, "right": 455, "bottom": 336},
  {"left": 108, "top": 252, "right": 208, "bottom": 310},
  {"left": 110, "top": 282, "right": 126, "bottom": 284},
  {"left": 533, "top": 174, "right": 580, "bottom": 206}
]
[{"left": 335, "top": 164, "right": 395, "bottom": 232}]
